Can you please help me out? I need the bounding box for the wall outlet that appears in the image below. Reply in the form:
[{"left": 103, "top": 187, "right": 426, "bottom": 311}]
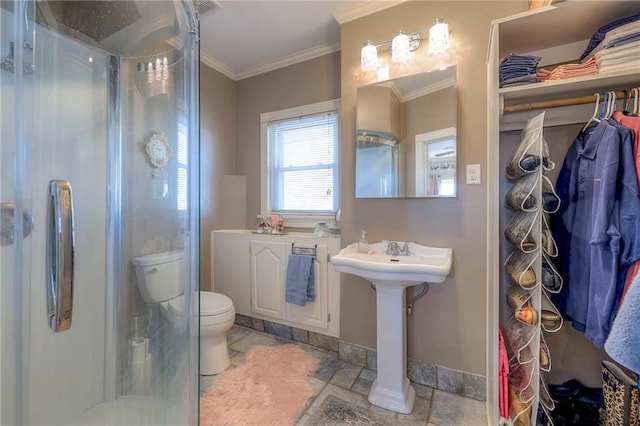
[{"left": 466, "top": 164, "right": 481, "bottom": 185}]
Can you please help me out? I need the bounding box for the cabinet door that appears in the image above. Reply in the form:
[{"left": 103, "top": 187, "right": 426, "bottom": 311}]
[
  {"left": 250, "top": 240, "right": 287, "bottom": 319},
  {"left": 286, "top": 244, "right": 328, "bottom": 330}
]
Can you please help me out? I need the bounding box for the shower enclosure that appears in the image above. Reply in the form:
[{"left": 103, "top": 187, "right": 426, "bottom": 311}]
[{"left": 1, "top": 1, "right": 200, "bottom": 424}]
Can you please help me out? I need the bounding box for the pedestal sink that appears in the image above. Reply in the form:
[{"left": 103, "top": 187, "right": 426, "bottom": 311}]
[{"left": 330, "top": 241, "right": 453, "bottom": 414}]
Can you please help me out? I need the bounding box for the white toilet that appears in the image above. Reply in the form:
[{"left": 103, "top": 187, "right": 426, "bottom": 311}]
[{"left": 132, "top": 250, "right": 235, "bottom": 375}]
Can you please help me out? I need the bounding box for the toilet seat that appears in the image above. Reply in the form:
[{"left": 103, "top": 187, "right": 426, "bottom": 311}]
[
  {"left": 168, "top": 292, "right": 234, "bottom": 317},
  {"left": 200, "top": 292, "right": 233, "bottom": 316}
]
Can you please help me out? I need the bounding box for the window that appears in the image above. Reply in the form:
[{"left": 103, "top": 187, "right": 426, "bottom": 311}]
[
  {"left": 261, "top": 99, "right": 340, "bottom": 228},
  {"left": 177, "top": 122, "right": 188, "bottom": 211}
]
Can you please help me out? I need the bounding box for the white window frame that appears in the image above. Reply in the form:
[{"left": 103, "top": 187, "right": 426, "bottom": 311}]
[
  {"left": 260, "top": 99, "right": 340, "bottom": 229},
  {"left": 415, "top": 127, "right": 457, "bottom": 197}
]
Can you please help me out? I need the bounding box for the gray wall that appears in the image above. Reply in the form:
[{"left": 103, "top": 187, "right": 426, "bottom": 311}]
[
  {"left": 199, "top": 63, "right": 236, "bottom": 292},
  {"left": 235, "top": 52, "right": 342, "bottom": 227},
  {"left": 339, "top": 1, "right": 527, "bottom": 375}
]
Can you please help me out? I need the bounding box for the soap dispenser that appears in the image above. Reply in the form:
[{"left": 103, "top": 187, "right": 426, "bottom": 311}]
[{"left": 358, "top": 229, "right": 369, "bottom": 253}]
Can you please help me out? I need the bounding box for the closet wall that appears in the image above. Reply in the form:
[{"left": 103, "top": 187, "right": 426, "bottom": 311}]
[{"left": 487, "top": 1, "right": 640, "bottom": 424}]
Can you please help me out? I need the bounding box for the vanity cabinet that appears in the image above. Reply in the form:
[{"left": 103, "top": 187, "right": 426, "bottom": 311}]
[
  {"left": 250, "top": 240, "right": 330, "bottom": 330},
  {"left": 211, "top": 230, "right": 340, "bottom": 337}
]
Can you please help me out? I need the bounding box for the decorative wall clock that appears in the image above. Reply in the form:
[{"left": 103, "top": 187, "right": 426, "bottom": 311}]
[{"left": 145, "top": 133, "right": 171, "bottom": 170}]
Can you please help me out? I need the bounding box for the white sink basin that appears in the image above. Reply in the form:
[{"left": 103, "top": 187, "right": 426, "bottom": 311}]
[
  {"left": 330, "top": 241, "right": 453, "bottom": 286},
  {"left": 330, "top": 240, "right": 453, "bottom": 414}
]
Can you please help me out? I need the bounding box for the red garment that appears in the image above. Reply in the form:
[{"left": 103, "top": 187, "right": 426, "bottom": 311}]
[
  {"left": 612, "top": 111, "right": 640, "bottom": 188},
  {"left": 621, "top": 263, "right": 640, "bottom": 306},
  {"left": 612, "top": 111, "right": 640, "bottom": 304},
  {"left": 499, "top": 329, "right": 510, "bottom": 419}
]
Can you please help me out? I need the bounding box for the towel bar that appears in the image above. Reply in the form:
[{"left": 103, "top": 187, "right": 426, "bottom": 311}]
[{"left": 291, "top": 243, "right": 317, "bottom": 258}]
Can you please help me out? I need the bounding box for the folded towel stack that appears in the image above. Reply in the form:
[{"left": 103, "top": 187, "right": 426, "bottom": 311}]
[
  {"left": 499, "top": 54, "right": 541, "bottom": 88},
  {"left": 285, "top": 255, "right": 315, "bottom": 307},
  {"left": 579, "top": 13, "right": 640, "bottom": 75},
  {"left": 580, "top": 12, "right": 640, "bottom": 61},
  {"left": 595, "top": 39, "right": 640, "bottom": 75},
  {"left": 537, "top": 56, "right": 598, "bottom": 82}
]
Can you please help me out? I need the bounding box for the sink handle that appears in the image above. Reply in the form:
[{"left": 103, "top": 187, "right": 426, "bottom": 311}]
[{"left": 401, "top": 242, "right": 412, "bottom": 256}]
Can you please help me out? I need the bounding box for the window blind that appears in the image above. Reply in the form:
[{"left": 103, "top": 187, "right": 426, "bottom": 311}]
[{"left": 268, "top": 111, "right": 339, "bottom": 213}]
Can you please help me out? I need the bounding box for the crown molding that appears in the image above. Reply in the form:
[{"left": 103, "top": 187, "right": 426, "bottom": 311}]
[
  {"left": 368, "top": 80, "right": 402, "bottom": 101},
  {"left": 401, "top": 76, "right": 456, "bottom": 102},
  {"left": 235, "top": 43, "right": 340, "bottom": 80},
  {"left": 332, "top": 0, "right": 409, "bottom": 25},
  {"left": 200, "top": 43, "right": 340, "bottom": 81},
  {"left": 200, "top": 51, "right": 236, "bottom": 80}
]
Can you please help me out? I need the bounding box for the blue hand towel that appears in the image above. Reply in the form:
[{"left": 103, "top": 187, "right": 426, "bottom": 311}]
[
  {"left": 285, "top": 255, "right": 315, "bottom": 306},
  {"left": 605, "top": 272, "right": 640, "bottom": 375}
]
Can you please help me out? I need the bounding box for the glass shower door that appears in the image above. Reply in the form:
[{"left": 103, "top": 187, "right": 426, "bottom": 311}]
[{"left": 1, "top": 1, "right": 200, "bottom": 424}]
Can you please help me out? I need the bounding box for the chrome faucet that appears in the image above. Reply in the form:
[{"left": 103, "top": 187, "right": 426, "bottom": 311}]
[
  {"left": 386, "top": 241, "right": 402, "bottom": 256},
  {"left": 386, "top": 241, "right": 412, "bottom": 256}
]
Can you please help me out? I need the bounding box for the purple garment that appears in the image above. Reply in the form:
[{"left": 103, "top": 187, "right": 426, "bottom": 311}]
[
  {"left": 580, "top": 12, "right": 640, "bottom": 60},
  {"left": 586, "top": 120, "right": 640, "bottom": 348},
  {"left": 552, "top": 123, "right": 607, "bottom": 332},
  {"left": 499, "top": 74, "right": 539, "bottom": 88},
  {"left": 499, "top": 53, "right": 541, "bottom": 85}
]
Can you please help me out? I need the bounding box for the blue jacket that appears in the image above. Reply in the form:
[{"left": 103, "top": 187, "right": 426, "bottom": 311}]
[{"left": 553, "top": 119, "right": 640, "bottom": 349}]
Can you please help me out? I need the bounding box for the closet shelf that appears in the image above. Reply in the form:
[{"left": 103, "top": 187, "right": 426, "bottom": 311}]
[
  {"left": 496, "top": 1, "right": 638, "bottom": 59},
  {"left": 500, "top": 70, "right": 640, "bottom": 104}
]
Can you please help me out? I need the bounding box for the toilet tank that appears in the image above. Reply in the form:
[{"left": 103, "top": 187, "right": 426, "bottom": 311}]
[{"left": 132, "top": 250, "right": 185, "bottom": 303}]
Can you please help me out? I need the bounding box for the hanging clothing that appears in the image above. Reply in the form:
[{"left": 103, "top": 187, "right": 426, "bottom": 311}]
[
  {"left": 553, "top": 119, "right": 640, "bottom": 349},
  {"left": 588, "top": 120, "right": 639, "bottom": 348},
  {"left": 612, "top": 111, "right": 640, "bottom": 187},
  {"left": 612, "top": 111, "right": 640, "bottom": 306}
]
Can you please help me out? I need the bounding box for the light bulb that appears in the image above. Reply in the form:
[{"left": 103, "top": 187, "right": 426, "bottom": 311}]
[
  {"left": 155, "top": 58, "right": 162, "bottom": 81},
  {"left": 429, "top": 18, "right": 450, "bottom": 54},
  {"left": 391, "top": 31, "right": 410, "bottom": 63},
  {"left": 147, "top": 61, "right": 153, "bottom": 83},
  {"left": 162, "top": 57, "right": 168, "bottom": 80},
  {"left": 361, "top": 41, "right": 378, "bottom": 71}
]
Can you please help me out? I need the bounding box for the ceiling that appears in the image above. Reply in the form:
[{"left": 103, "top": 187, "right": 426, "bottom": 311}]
[{"left": 198, "top": 1, "right": 403, "bottom": 81}]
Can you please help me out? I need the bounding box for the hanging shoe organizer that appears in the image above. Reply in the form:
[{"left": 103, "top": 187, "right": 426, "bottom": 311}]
[{"left": 503, "top": 111, "right": 564, "bottom": 425}]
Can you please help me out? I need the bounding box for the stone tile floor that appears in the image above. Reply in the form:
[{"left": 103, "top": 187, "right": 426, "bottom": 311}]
[{"left": 200, "top": 325, "right": 487, "bottom": 426}]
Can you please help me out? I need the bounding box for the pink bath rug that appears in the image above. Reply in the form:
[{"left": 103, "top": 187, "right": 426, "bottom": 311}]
[{"left": 200, "top": 344, "right": 319, "bottom": 425}]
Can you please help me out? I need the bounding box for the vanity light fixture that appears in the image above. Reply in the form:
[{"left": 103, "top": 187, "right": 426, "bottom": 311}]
[
  {"left": 361, "top": 41, "right": 378, "bottom": 71},
  {"left": 391, "top": 31, "right": 411, "bottom": 63},
  {"left": 429, "top": 18, "right": 450, "bottom": 54},
  {"left": 139, "top": 56, "right": 170, "bottom": 83},
  {"left": 360, "top": 18, "right": 450, "bottom": 71}
]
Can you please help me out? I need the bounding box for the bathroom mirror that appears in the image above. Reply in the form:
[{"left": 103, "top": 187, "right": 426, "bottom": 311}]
[{"left": 355, "top": 66, "right": 457, "bottom": 198}]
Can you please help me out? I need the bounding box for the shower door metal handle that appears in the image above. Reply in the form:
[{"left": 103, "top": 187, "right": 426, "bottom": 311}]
[{"left": 47, "top": 180, "right": 75, "bottom": 332}]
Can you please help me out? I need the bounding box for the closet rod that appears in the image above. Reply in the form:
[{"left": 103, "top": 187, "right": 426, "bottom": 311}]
[{"left": 504, "top": 90, "right": 627, "bottom": 114}]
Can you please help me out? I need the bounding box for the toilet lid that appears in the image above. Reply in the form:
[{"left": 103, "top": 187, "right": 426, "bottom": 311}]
[{"left": 168, "top": 292, "right": 233, "bottom": 316}]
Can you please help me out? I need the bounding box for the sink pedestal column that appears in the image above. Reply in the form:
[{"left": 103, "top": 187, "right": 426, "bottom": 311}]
[{"left": 368, "top": 282, "right": 415, "bottom": 414}]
